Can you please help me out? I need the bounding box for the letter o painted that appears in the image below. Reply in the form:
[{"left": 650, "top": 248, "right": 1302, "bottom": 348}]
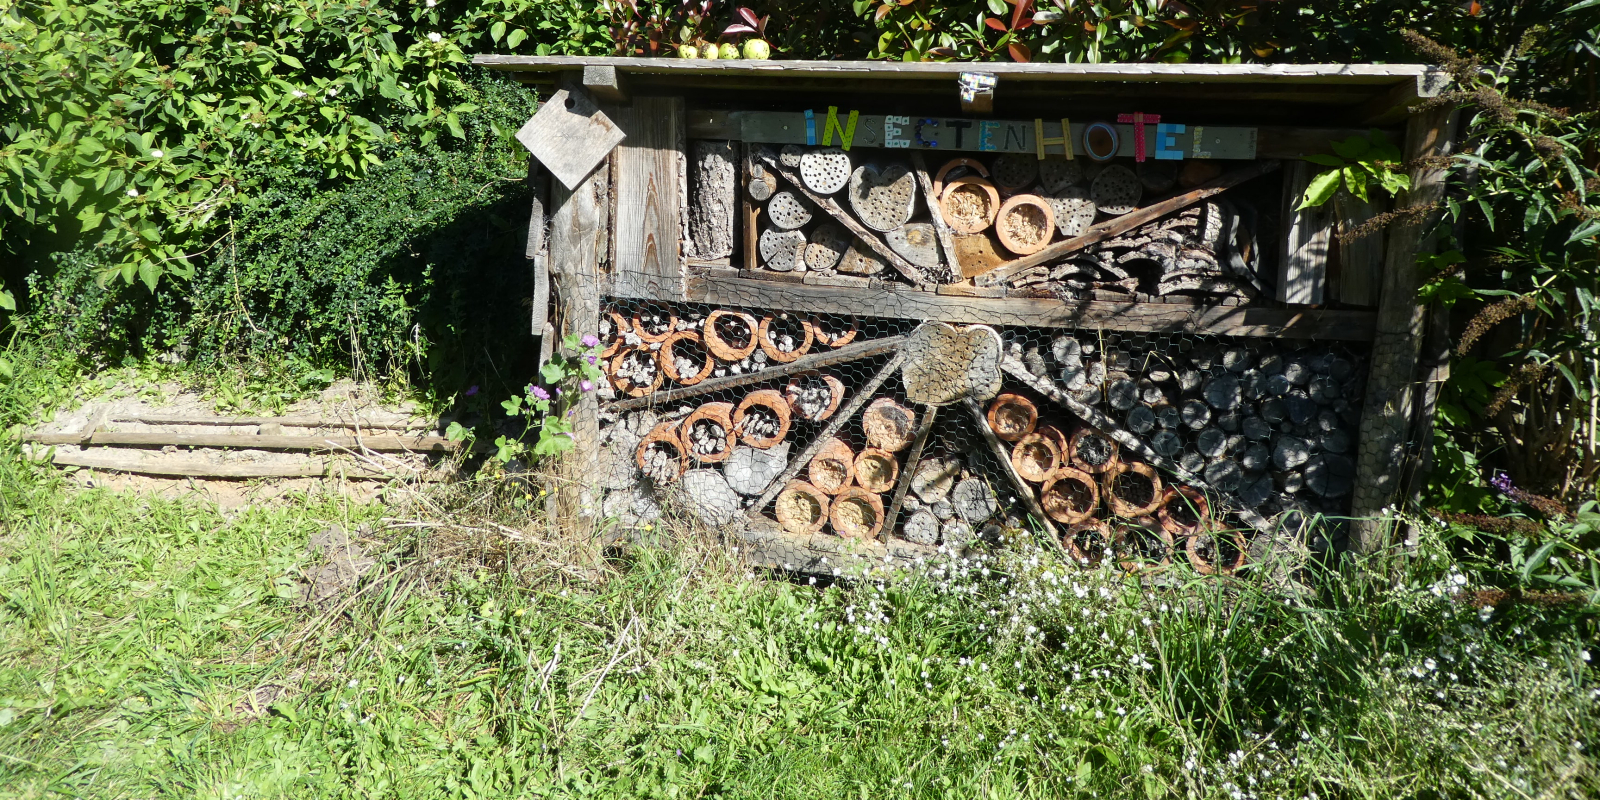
[{"left": 1082, "top": 121, "right": 1119, "bottom": 162}]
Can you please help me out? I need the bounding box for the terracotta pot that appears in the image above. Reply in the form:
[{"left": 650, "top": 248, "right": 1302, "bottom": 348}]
[
  {"left": 1062, "top": 519, "right": 1113, "bottom": 566},
  {"left": 829, "top": 486, "right": 885, "bottom": 540},
  {"left": 631, "top": 308, "right": 679, "bottom": 343},
  {"left": 733, "top": 389, "right": 792, "bottom": 449},
  {"left": 809, "top": 314, "right": 860, "bottom": 348},
  {"left": 1158, "top": 485, "right": 1211, "bottom": 538},
  {"left": 658, "top": 330, "right": 714, "bottom": 386},
  {"left": 808, "top": 437, "right": 856, "bottom": 495},
  {"left": 1041, "top": 466, "right": 1099, "bottom": 526},
  {"left": 1011, "top": 430, "right": 1062, "bottom": 483},
  {"left": 609, "top": 346, "right": 664, "bottom": 398},
  {"left": 702, "top": 309, "right": 758, "bottom": 361},
  {"left": 775, "top": 481, "right": 830, "bottom": 534},
  {"left": 601, "top": 309, "right": 629, "bottom": 359},
  {"left": 994, "top": 194, "right": 1056, "bottom": 256},
  {"left": 1111, "top": 516, "right": 1173, "bottom": 573},
  {"left": 853, "top": 448, "right": 900, "bottom": 494},
  {"left": 932, "top": 157, "right": 992, "bottom": 199},
  {"left": 986, "top": 393, "right": 1037, "bottom": 442},
  {"left": 862, "top": 397, "right": 918, "bottom": 452},
  {"left": 940, "top": 176, "right": 1001, "bottom": 235},
  {"left": 785, "top": 372, "right": 845, "bottom": 422},
  {"left": 635, "top": 421, "right": 686, "bottom": 483},
  {"left": 682, "top": 402, "right": 736, "bottom": 464},
  {"left": 1103, "top": 461, "right": 1165, "bottom": 518},
  {"left": 1068, "top": 427, "right": 1120, "bottom": 474},
  {"left": 757, "top": 313, "right": 815, "bottom": 363},
  {"left": 1185, "top": 528, "right": 1248, "bottom": 575}
]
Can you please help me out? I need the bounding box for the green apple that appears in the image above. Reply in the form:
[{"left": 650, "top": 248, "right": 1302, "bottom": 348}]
[
  {"left": 742, "top": 38, "right": 771, "bottom": 60},
  {"left": 677, "top": 43, "right": 699, "bottom": 58},
  {"left": 718, "top": 42, "right": 740, "bottom": 60},
  {"left": 700, "top": 43, "right": 720, "bottom": 59}
]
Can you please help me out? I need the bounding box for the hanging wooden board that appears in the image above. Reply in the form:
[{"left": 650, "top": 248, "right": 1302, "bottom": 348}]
[
  {"left": 516, "top": 86, "right": 626, "bottom": 190},
  {"left": 732, "top": 111, "right": 1256, "bottom": 160}
]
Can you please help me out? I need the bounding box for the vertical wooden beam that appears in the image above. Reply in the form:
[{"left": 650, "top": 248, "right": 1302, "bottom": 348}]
[
  {"left": 1276, "top": 160, "right": 1334, "bottom": 306},
  {"left": 582, "top": 65, "right": 629, "bottom": 103},
  {"left": 548, "top": 75, "right": 611, "bottom": 536},
  {"left": 1334, "top": 192, "right": 1387, "bottom": 307},
  {"left": 526, "top": 157, "right": 551, "bottom": 338},
  {"left": 610, "top": 96, "right": 687, "bottom": 299},
  {"left": 1349, "top": 105, "right": 1458, "bottom": 553}
]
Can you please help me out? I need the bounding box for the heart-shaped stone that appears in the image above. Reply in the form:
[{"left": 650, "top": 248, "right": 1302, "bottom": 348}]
[
  {"left": 848, "top": 163, "right": 917, "bottom": 232},
  {"left": 901, "top": 321, "right": 1003, "bottom": 406},
  {"left": 799, "top": 147, "right": 852, "bottom": 195}
]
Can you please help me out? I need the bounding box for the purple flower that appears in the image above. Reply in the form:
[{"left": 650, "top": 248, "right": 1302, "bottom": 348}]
[
  {"left": 1491, "top": 471, "right": 1515, "bottom": 495},
  {"left": 581, "top": 334, "right": 600, "bottom": 348},
  {"left": 553, "top": 387, "right": 562, "bottom": 396},
  {"left": 531, "top": 386, "right": 551, "bottom": 401},
  {"left": 587, "top": 355, "right": 598, "bottom": 365},
  {"left": 465, "top": 385, "right": 479, "bottom": 397},
  {"left": 580, "top": 380, "right": 595, "bottom": 393}
]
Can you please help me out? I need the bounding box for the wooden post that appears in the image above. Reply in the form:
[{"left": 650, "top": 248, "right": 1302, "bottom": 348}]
[
  {"left": 548, "top": 73, "right": 611, "bottom": 537},
  {"left": 1348, "top": 105, "right": 1458, "bottom": 553}
]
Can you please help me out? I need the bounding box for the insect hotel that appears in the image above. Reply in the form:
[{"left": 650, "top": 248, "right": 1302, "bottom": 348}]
[{"left": 475, "top": 55, "right": 1454, "bottom": 575}]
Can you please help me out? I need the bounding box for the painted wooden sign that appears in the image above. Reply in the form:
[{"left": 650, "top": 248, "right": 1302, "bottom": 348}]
[{"left": 734, "top": 111, "right": 1256, "bottom": 160}]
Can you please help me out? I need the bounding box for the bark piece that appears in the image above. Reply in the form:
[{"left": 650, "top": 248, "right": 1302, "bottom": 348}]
[
  {"left": 1041, "top": 466, "right": 1099, "bottom": 525},
  {"left": 849, "top": 162, "right": 918, "bottom": 232},
  {"left": 702, "top": 310, "right": 758, "bottom": 361},
  {"left": 809, "top": 437, "right": 856, "bottom": 495},
  {"left": 733, "top": 389, "right": 792, "bottom": 449},
  {"left": 758, "top": 313, "right": 814, "bottom": 363},
  {"left": 689, "top": 140, "right": 737, "bottom": 259},
  {"left": 725, "top": 442, "right": 791, "bottom": 496},
  {"left": 775, "top": 480, "right": 830, "bottom": 534},
  {"left": 799, "top": 147, "right": 852, "bottom": 195},
  {"left": 985, "top": 393, "right": 1038, "bottom": 442},
  {"left": 863, "top": 397, "right": 918, "bottom": 452},
  {"left": 1090, "top": 164, "right": 1142, "bottom": 215},
  {"left": 830, "top": 487, "right": 885, "bottom": 540}
]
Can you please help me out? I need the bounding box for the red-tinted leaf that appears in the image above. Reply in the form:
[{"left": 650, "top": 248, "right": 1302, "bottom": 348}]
[
  {"left": 757, "top": 14, "right": 769, "bottom": 35},
  {"left": 876, "top": 4, "right": 895, "bottom": 22},
  {"left": 1163, "top": 18, "right": 1199, "bottom": 30},
  {"left": 927, "top": 46, "right": 958, "bottom": 58},
  {"left": 724, "top": 23, "right": 755, "bottom": 35},
  {"left": 737, "top": 7, "right": 760, "bottom": 28},
  {"left": 1466, "top": 0, "right": 1482, "bottom": 15},
  {"left": 985, "top": 16, "right": 1010, "bottom": 32},
  {"left": 1007, "top": 40, "right": 1031, "bottom": 62},
  {"left": 1010, "top": 0, "right": 1033, "bottom": 30}
]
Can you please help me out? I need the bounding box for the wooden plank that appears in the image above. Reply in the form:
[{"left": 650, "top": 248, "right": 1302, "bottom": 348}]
[
  {"left": 604, "top": 334, "right": 908, "bottom": 413},
  {"left": 582, "top": 64, "right": 628, "bottom": 102},
  {"left": 688, "top": 108, "right": 735, "bottom": 139},
  {"left": 1357, "top": 71, "right": 1451, "bottom": 126},
  {"left": 882, "top": 404, "right": 937, "bottom": 543},
  {"left": 687, "top": 274, "right": 1375, "bottom": 340},
  {"left": 1349, "top": 105, "right": 1459, "bottom": 553},
  {"left": 750, "top": 353, "right": 907, "bottom": 514},
  {"left": 23, "top": 431, "right": 455, "bottom": 452},
  {"left": 1335, "top": 192, "right": 1386, "bottom": 307},
  {"left": 1275, "top": 160, "right": 1334, "bottom": 306},
  {"left": 527, "top": 158, "right": 551, "bottom": 336},
  {"left": 113, "top": 414, "right": 427, "bottom": 430},
  {"left": 910, "top": 151, "right": 959, "bottom": 282},
  {"left": 741, "top": 145, "right": 759, "bottom": 272},
  {"left": 610, "top": 96, "right": 686, "bottom": 300},
  {"left": 48, "top": 449, "right": 331, "bottom": 478},
  {"left": 754, "top": 149, "right": 931, "bottom": 287},
  {"left": 975, "top": 160, "right": 1281, "bottom": 287},
  {"left": 515, "top": 84, "right": 625, "bottom": 191}
]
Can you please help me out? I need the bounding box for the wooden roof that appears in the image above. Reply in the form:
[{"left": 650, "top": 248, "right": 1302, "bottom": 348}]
[{"left": 474, "top": 56, "right": 1447, "bottom": 125}]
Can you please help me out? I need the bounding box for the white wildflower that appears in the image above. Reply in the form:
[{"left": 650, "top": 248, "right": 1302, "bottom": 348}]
[{"left": 428, "top": 32, "right": 442, "bottom": 42}]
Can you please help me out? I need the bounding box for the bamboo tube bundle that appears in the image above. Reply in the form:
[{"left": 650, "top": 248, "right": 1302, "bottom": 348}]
[
  {"left": 757, "top": 313, "right": 814, "bottom": 363},
  {"left": 809, "top": 314, "right": 860, "bottom": 348},
  {"left": 785, "top": 372, "right": 846, "bottom": 422},
  {"left": 830, "top": 487, "right": 885, "bottom": 540},
  {"left": 1068, "top": 427, "right": 1119, "bottom": 473},
  {"left": 862, "top": 397, "right": 917, "bottom": 452},
  {"left": 1111, "top": 516, "right": 1173, "bottom": 573},
  {"left": 683, "top": 402, "right": 736, "bottom": 464},
  {"left": 985, "top": 393, "right": 1037, "bottom": 442},
  {"left": 631, "top": 308, "right": 678, "bottom": 343},
  {"left": 702, "top": 310, "right": 758, "bottom": 361},
  {"left": 1158, "top": 486, "right": 1211, "bottom": 538},
  {"left": 853, "top": 448, "right": 900, "bottom": 493},
  {"left": 1010, "top": 430, "right": 1061, "bottom": 483},
  {"left": 808, "top": 437, "right": 856, "bottom": 495},
  {"left": 732, "top": 389, "right": 792, "bottom": 449},
  {"left": 610, "top": 346, "right": 664, "bottom": 397},
  {"left": 1185, "top": 528, "right": 1249, "bottom": 575},
  {"left": 636, "top": 421, "right": 686, "bottom": 484},
  {"left": 1062, "top": 519, "right": 1113, "bottom": 566},
  {"left": 658, "top": 331, "right": 714, "bottom": 386},
  {"left": 775, "top": 481, "right": 830, "bottom": 534},
  {"left": 1040, "top": 467, "right": 1099, "bottom": 526},
  {"left": 1104, "top": 461, "right": 1165, "bottom": 518}
]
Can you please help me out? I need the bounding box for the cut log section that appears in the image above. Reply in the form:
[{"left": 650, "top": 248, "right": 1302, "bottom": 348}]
[
  {"left": 799, "top": 147, "right": 852, "bottom": 195},
  {"left": 885, "top": 223, "right": 942, "bottom": 269},
  {"left": 1112, "top": 517, "right": 1173, "bottom": 572},
  {"left": 837, "top": 240, "right": 888, "bottom": 275},
  {"left": 1039, "top": 159, "right": 1083, "bottom": 193},
  {"left": 1062, "top": 519, "right": 1112, "bottom": 565},
  {"left": 747, "top": 160, "right": 778, "bottom": 201},
  {"left": 775, "top": 481, "right": 830, "bottom": 534},
  {"left": 1046, "top": 186, "right": 1097, "bottom": 239},
  {"left": 903, "top": 509, "right": 940, "bottom": 545},
  {"left": 985, "top": 393, "right": 1038, "bottom": 442},
  {"left": 952, "top": 233, "right": 1007, "bottom": 279},
  {"left": 863, "top": 397, "right": 918, "bottom": 452},
  {"left": 758, "top": 227, "right": 806, "bottom": 271},
  {"left": 658, "top": 331, "right": 714, "bottom": 386},
  {"left": 990, "top": 153, "right": 1039, "bottom": 193},
  {"left": 1011, "top": 430, "right": 1061, "bottom": 483},
  {"left": 631, "top": 309, "right": 678, "bottom": 343},
  {"left": 910, "top": 456, "right": 961, "bottom": 504},
  {"left": 901, "top": 321, "right": 1003, "bottom": 407},
  {"left": 808, "top": 436, "right": 856, "bottom": 495},
  {"left": 786, "top": 372, "right": 846, "bottom": 422},
  {"left": 758, "top": 313, "right": 814, "bottom": 363},
  {"left": 805, "top": 223, "right": 850, "bottom": 271},
  {"left": 809, "top": 314, "right": 859, "bottom": 348},
  {"left": 767, "top": 191, "right": 812, "bottom": 230},
  {"left": 853, "top": 448, "right": 900, "bottom": 493},
  {"left": 1104, "top": 461, "right": 1164, "bottom": 517},
  {"left": 1090, "top": 164, "right": 1142, "bottom": 215},
  {"left": 950, "top": 476, "right": 1000, "bottom": 524},
  {"left": 830, "top": 487, "right": 885, "bottom": 540},
  {"left": 1158, "top": 485, "right": 1210, "bottom": 538},
  {"left": 1068, "top": 427, "right": 1119, "bottom": 473},
  {"left": 1041, "top": 466, "right": 1099, "bottom": 526},
  {"left": 940, "top": 177, "right": 1001, "bottom": 234},
  {"left": 733, "top": 389, "right": 792, "bottom": 449},
  {"left": 609, "top": 346, "right": 664, "bottom": 398},
  {"left": 683, "top": 402, "right": 736, "bottom": 464},
  {"left": 702, "top": 310, "right": 758, "bottom": 361},
  {"left": 1186, "top": 529, "right": 1248, "bottom": 575},
  {"left": 848, "top": 163, "right": 918, "bottom": 232},
  {"left": 636, "top": 421, "right": 686, "bottom": 484},
  {"left": 994, "top": 194, "right": 1056, "bottom": 256}
]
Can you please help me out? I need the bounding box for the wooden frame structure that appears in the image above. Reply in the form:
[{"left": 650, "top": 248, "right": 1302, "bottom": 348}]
[{"left": 478, "top": 56, "right": 1454, "bottom": 566}]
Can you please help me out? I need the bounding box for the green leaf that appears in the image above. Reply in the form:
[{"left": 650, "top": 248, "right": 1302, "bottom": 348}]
[
  {"left": 491, "top": 20, "right": 506, "bottom": 43},
  {"left": 1342, "top": 165, "right": 1369, "bottom": 202},
  {"left": 137, "top": 260, "right": 159, "bottom": 291},
  {"left": 0, "top": 287, "right": 15, "bottom": 312},
  {"left": 1566, "top": 0, "right": 1600, "bottom": 12},
  {"left": 1331, "top": 135, "right": 1370, "bottom": 160},
  {"left": 986, "top": 0, "right": 1009, "bottom": 14},
  {"left": 280, "top": 53, "right": 304, "bottom": 69},
  {"left": 506, "top": 29, "right": 527, "bottom": 48},
  {"left": 1522, "top": 541, "right": 1558, "bottom": 582},
  {"left": 1567, "top": 220, "right": 1600, "bottom": 245},
  {"left": 1298, "top": 169, "right": 1340, "bottom": 210},
  {"left": 445, "top": 112, "right": 465, "bottom": 139},
  {"left": 1302, "top": 153, "right": 1344, "bottom": 167}
]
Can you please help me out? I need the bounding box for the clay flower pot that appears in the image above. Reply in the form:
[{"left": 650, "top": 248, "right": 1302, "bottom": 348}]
[
  {"left": 702, "top": 310, "right": 759, "bottom": 361},
  {"left": 1158, "top": 485, "right": 1211, "bottom": 538},
  {"left": 658, "top": 330, "right": 714, "bottom": 386},
  {"left": 757, "top": 313, "right": 814, "bottom": 363},
  {"left": 786, "top": 372, "right": 846, "bottom": 422},
  {"left": 829, "top": 486, "right": 885, "bottom": 540},
  {"left": 601, "top": 309, "right": 629, "bottom": 359},
  {"left": 635, "top": 421, "right": 686, "bottom": 484},
  {"left": 682, "top": 402, "right": 736, "bottom": 464},
  {"left": 809, "top": 314, "right": 860, "bottom": 348},
  {"left": 1185, "top": 528, "right": 1248, "bottom": 575},
  {"left": 733, "top": 389, "right": 792, "bottom": 449},
  {"left": 994, "top": 194, "right": 1056, "bottom": 256},
  {"left": 1103, "top": 461, "right": 1164, "bottom": 518},
  {"left": 808, "top": 437, "right": 856, "bottom": 495},
  {"left": 853, "top": 448, "right": 900, "bottom": 494},
  {"left": 1112, "top": 516, "right": 1173, "bottom": 573},
  {"left": 1068, "top": 427, "right": 1120, "bottom": 473},
  {"left": 1041, "top": 466, "right": 1099, "bottom": 526},
  {"left": 932, "top": 157, "right": 992, "bottom": 199},
  {"left": 1062, "top": 519, "right": 1113, "bottom": 566},
  {"left": 862, "top": 397, "right": 918, "bottom": 452},
  {"left": 775, "top": 481, "right": 830, "bottom": 534},
  {"left": 1011, "top": 430, "right": 1062, "bottom": 483},
  {"left": 609, "top": 346, "right": 664, "bottom": 398},
  {"left": 986, "top": 393, "right": 1037, "bottom": 442},
  {"left": 940, "top": 176, "right": 1001, "bottom": 235},
  {"left": 631, "top": 308, "right": 679, "bottom": 343}
]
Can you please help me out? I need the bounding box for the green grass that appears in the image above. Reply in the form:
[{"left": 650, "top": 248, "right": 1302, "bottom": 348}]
[{"left": 0, "top": 345, "right": 1597, "bottom": 799}]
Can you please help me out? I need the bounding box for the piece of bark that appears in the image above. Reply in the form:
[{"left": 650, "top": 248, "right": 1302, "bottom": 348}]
[{"left": 689, "top": 140, "right": 736, "bottom": 259}]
